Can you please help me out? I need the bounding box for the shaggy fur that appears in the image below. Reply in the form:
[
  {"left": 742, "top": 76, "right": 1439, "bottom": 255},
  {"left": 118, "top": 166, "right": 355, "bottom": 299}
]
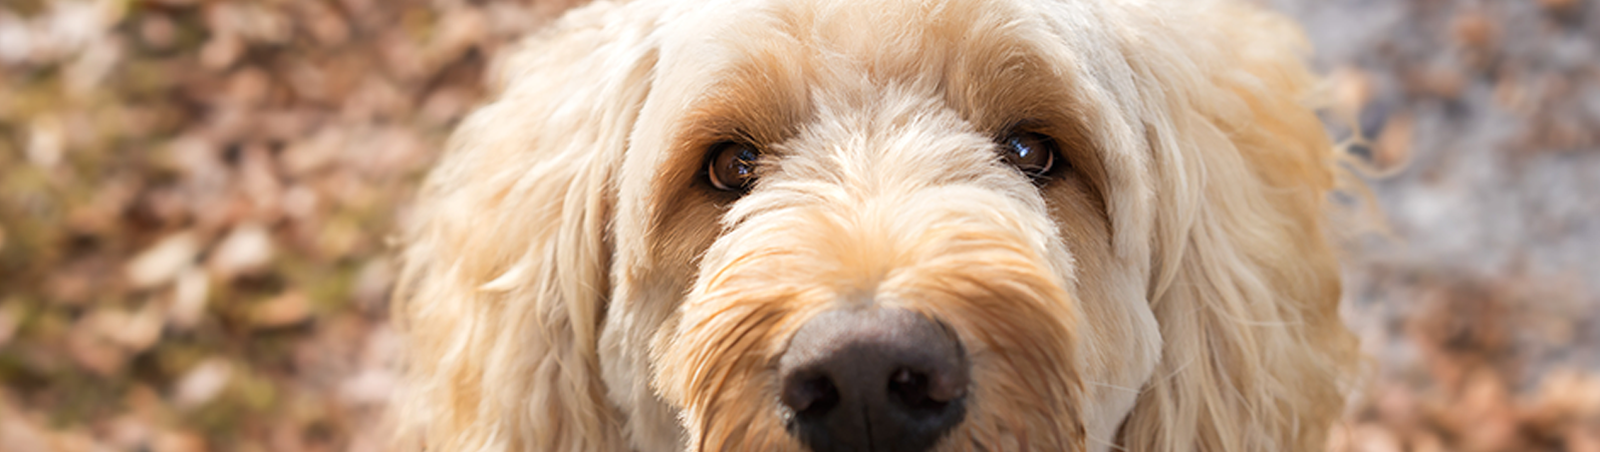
[{"left": 392, "top": 0, "right": 1361, "bottom": 451}]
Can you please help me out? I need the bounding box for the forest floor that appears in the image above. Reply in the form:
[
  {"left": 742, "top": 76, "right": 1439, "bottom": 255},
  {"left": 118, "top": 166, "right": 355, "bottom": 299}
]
[
  {"left": 1274, "top": 0, "right": 1600, "bottom": 450},
  {"left": 1, "top": 0, "right": 1597, "bottom": 451}
]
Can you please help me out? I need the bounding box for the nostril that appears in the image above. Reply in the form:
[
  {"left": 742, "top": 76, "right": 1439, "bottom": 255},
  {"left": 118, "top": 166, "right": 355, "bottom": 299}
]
[
  {"left": 783, "top": 373, "right": 840, "bottom": 417},
  {"left": 888, "top": 367, "right": 965, "bottom": 414},
  {"left": 888, "top": 368, "right": 933, "bottom": 409}
]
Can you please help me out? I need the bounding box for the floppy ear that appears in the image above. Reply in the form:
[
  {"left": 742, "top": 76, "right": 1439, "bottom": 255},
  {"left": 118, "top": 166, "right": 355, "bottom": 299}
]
[
  {"left": 1113, "top": 2, "right": 1361, "bottom": 451},
  {"left": 392, "top": 4, "right": 659, "bottom": 451}
]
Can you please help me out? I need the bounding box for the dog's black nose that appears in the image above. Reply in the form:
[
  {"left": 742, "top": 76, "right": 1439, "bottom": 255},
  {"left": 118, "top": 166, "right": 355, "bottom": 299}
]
[{"left": 778, "top": 308, "right": 969, "bottom": 452}]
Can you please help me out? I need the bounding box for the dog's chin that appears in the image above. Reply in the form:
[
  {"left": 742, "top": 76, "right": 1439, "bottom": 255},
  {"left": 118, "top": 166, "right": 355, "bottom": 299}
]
[{"left": 651, "top": 184, "right": 1089, "bottom": 452}]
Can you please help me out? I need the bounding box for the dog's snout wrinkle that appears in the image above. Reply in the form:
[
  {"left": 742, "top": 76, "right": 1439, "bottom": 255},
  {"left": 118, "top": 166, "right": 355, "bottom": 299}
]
[{"left": 778, "top": 308, "right": 969, "bottom": 452}]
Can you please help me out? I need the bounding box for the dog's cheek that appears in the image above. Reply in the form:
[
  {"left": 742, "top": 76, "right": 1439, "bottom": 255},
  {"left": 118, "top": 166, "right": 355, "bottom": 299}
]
[
  {"left": 1041, "top": 166, "right": 1164, "bottom": 444},
  {"left": 647, "top": 283, "right": 817, "bottom": 450}
]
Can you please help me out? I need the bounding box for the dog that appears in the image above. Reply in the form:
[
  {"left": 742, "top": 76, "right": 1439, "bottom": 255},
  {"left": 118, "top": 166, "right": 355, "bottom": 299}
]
[{"left": 391, "top": 0, "right": 1361, "bottom": 450}]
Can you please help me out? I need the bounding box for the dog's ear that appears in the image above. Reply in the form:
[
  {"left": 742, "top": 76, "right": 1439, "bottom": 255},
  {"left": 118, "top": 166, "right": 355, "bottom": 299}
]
[
  {"left": 392, "top": 4, "right": 660, "bottom": 451},
  {"left": 1112, "top": 2, "right": 1361, "bottom": 451}
]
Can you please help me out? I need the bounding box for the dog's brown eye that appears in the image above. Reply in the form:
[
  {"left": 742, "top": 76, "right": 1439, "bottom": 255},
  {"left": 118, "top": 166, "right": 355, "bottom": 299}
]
[
  {"left": 999, "top": 131, "right": 1058, "bottom": 179},
  {"left": 707, "top": 141, "right": 761, "bottom": 192}
]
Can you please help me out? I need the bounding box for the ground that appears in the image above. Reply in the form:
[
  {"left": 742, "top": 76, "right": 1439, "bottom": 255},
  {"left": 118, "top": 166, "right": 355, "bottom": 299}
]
[{"left": 0, "top": 0, "right": 1596, "bottom": 451}]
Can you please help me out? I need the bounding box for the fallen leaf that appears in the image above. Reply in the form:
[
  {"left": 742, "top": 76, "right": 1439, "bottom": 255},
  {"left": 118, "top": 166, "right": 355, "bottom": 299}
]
[
  {"left": 339, "top": 368, "right": 396, "bottom": 406},
  {"left": 1571, "top": 426, "right": 1600, "bottom": 452},
  {"left": 152, "top": 430, "right": 208, "bottom": 452},
  {"left": 173, "top": 358, "right": 232, "bottom": 410},
  {"left": 0, "top": 421, "right": 51, "bottom": 452},
  {"left": 281, "top": 128, "right": 346, "bottom": 176},
  {"left": 199, "top": 33, "right": 243, "bottom": 70},
  {"left": 1452, "top": 10, "right": 1497, "bottom": 51},
  {"left": 126, "top": 231, "right": 201, "bottom": 290},
  {"left": 352, "top": 258, "right": 394, "bottom": 313},
  {"left": 1371, "top": 111, "right": 1414, "bottom": 174},
  {"left": 251, "top": 292, "right": 311, "bottom": 329},
  {"left": 1412, "top": 432, "right": 1446, "bottom": 452},
  {"left": 64, "top": 36, "right": 121, "bottom": 98},
  {"left": 1349, "top": 423, "right": 1403, "bottom": 452},
  {"left": 0, "top": 302, "right": 19, "bottom": 347},
  {"left": 1328, "top": 67, "right": 1375, "bottom": 126},
  {"left": 1538, "top": 0, "right": 1582, "bottom": 15},
  {"left": 104, "top": 414, "right": 156, "bottom": 451},
  {"left": 222, "top": 67, "right": 272, "bottom": 108},
  {"left": 27, "top": 115, "right": 65, "bottom": 169},
  {"left": 167, "top": 268, "right": 209, "bottom": 330},
  {"left": 67, "top": 316, "right": 129, "bottom": 376},
  {"left": 138, "top": 13, "right": 176, "bottom": 50},
  {"left": 93, "top": 301, "right": 166, "bottom": 353},
  {"left": 209, "top": 222, "right": 274, "bottom": 279}
]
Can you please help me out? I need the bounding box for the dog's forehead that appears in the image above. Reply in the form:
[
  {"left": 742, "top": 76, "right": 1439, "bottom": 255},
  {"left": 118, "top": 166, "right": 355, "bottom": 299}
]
[{"left": 653, "top": 0, "right": 1074, "bottom": 138}]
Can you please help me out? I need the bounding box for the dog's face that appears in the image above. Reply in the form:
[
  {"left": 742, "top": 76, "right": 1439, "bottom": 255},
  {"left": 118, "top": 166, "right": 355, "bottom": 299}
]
[
  {"left": 396, "top": 1, "right": 1358, "bottom": 451},
  {"left": 610, "top": 1, "right": 1156, "bottom": 450}
]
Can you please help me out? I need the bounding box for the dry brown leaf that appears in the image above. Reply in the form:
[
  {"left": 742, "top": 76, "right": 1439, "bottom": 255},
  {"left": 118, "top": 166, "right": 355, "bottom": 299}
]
[
  {"left": 1328, "top": 67, "right": 1376, "bottom": 126},
  {"left": 1452, "top": 10, "right": 1498, "bottom": 51},
  {"left": 0, "top": 412, "right": 52, "bottom": 452},
  {"left": 0, "top": 302, "right": 20, "bottom": 348},
  {"left": 209, "top": 222, "right": 275, "bottom": 279},
  {"left": 138, "top": 13, "right": 176, "bottom": 50},
  {"left": 1374, "top": 384, "right": 1422, "bottom": 434},
  {"left": 1349, "top": 423, "right": 1403, "bottom": 452},
  {"left": 252, "top": 292, "right": 312, "bottom": 329},
  {"left": 66, "top": 316, "right": 129, "bottom": 376},
  {"left": 126, "top": 231, "right": 201, "bottom": 290},
  {"left": 282, "top": 185, "right": 320, "bottom": 220},
  {"left": 1457, "top": 371, "right": 1520, "bottom": 452},
  {"left": 1412, "top": 432, "right": 1446, "bottom": 452},
  {"left": 298, "top": 1, "right": 351, "bottom": 46},
  {"left": 63, "top": 36, "right": 121, "bottom": 98},
  {"left": 173, "top": 358, "right": 232, "bottom": 410},
  {"left": 27, "top": 115, "right": 66, "bottom": 169},
  {"left": 426, "top": 8, "right": 489, "bottom": 67},
  {"left": 152, "top": 430, "right": 208, "bottom": 452},
  {"left": 199, "top": 33, "right": 243, "bottom": 70},
  {"left": 1571, "top": 426, "right": 1600, "bottom": 452},
  {"left": 282, "top": 128, "right": 346, "bottom": 177},
  {"left": 103, "top": 414, "right": 156, "bottom": 451},
  {"left": 167, "top": 268, "right": 210, "bottom": 330},
  {"left": 1371, "top": 111, "right": 1415, "bottom": 175},
  {"left": 223, "top": 67, "right": 272, "bottom": 108},
  {"left": 339, "top": 368, "right": 396, "bottom": 407},
  {"left": 1537, "top": 0, "right": 1582, "bottom": 15},
  {"left": 352, "top": 258, "right": 395, "bottom": 313},
  {"left": 206, "top": 3, "right": 291, "bottom": 45},
  {"left": 92, "top": 301, "right": 166, "bottom": 353}
]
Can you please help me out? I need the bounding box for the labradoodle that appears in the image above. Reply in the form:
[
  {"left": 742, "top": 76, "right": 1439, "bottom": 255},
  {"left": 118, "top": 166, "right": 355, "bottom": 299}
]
[{"left": 393, "top": 0, "right": 1361, "bottom": 450}]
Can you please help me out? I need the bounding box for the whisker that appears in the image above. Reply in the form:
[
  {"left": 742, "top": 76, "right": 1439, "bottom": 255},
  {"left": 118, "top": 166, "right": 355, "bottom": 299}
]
[{"left": 1085, "top": 380, "right": 1141, "bottom": 394}]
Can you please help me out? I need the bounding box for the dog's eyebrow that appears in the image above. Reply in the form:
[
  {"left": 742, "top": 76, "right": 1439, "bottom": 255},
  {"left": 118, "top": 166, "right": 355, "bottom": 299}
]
[{"left": 675, "top": 61, "right": 814, "bottom": 150}]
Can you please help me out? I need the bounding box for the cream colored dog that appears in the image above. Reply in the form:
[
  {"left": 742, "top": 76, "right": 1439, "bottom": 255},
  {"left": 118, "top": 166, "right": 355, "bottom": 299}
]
[{"left": 393, "top": 0, "right": 1360, "bottom": 451}]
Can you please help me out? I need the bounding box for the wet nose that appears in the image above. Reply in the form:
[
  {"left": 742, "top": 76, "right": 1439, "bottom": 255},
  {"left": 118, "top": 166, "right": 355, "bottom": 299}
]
[{"left": 778, "top": 308, "right": 970, "bottom": 452}]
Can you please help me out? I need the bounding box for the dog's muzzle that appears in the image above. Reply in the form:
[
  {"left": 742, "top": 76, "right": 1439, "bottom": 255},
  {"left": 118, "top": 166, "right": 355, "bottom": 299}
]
[{"left": 778, "top": 308, "right": 970, "bottom": 452}]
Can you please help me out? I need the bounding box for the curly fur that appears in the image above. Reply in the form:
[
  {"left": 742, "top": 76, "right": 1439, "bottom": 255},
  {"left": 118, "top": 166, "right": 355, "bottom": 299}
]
[{"left": 392, "top": 0, "right": 1360, "bottom": 451}]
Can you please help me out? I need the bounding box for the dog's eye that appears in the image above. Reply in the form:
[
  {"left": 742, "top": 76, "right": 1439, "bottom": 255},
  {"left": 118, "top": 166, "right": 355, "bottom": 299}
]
[
  {"left": 999, "top": 131, "right": 1059, "bottom": 179},
  {"left": 707, "top": 141, "right": 761, "bottom": 192}
]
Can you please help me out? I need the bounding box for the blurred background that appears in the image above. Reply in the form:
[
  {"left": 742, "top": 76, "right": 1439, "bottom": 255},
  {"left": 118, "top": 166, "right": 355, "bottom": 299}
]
[{"left": 0, "top": 0, "right": 1595, "bottom": 451}]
